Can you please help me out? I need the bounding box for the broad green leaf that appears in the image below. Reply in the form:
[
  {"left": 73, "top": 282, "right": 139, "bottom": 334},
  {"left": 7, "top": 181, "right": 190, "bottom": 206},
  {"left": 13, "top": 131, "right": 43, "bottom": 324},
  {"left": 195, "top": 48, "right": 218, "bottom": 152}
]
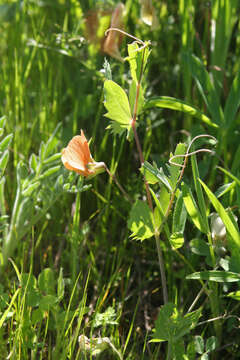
[
  {"left": 170, "top": 232, "right": 184, "bottom": 249},
  {"left": 206, "top": 336, "right": 217, "bottom": 353},
  {"left": 39, "top": 295, "right": 58, "bottom": 311},
  {"left": 152, "top": 303, "right": 201, "bottom": 343},
  {"left": 141, "top": 161, "right": 172, "bottom": 190},
  {"left": 186, "top": 270, "right": 240, "bottom": 282},
  {"left": 182, "top": 183, "right": 207, "bottom": 234},
  {"left": 149, "top": 188, "right": 171, "bottom": 239},
  {"left": 104, "top": 80, "right": 132, "bottom": 135},
  {"left": 129, "top": 80, "right": 144, "bottom": 116},
  {"left": 144, "top": 96, "right": 217, "bottom": 128},
  {"left": 128, "top": 200, "right": 154, "bottom": 241},
  {"left": 189, "top": 238, "right": 210, "bottom": 257},
  {"left": 168, "top": 142, "right": 186, "bottom": 190},
  {"left": 194, "top": 336, "right": 204, "bottom": 354},
  {"left": 38, "top": 268, "right": 55, "bottom": 295},
  {"left": 183, "top": 53, "right": 224, "bottom": 125},
  {"left": 199, "top": 179, "right": 240, "bottom": 248},
  {"left": 126, "top": 42, "right": 151, "bottom": 83},
  {"left": 171, "top": 192, "right": 187, "bottom": 249}
]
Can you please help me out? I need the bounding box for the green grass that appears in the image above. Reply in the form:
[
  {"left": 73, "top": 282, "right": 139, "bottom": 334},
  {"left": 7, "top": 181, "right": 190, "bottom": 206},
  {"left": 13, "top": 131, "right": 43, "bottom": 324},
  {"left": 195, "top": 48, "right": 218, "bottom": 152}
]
[{"left": 0, "top": 0, "right": 240, "bottom": 358}]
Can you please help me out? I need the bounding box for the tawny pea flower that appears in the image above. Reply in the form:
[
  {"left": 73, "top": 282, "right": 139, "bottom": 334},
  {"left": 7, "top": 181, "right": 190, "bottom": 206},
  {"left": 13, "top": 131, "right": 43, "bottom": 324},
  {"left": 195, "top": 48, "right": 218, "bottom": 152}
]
[{"left": 61, "top": 130, "right": 105, "bottom": 178}]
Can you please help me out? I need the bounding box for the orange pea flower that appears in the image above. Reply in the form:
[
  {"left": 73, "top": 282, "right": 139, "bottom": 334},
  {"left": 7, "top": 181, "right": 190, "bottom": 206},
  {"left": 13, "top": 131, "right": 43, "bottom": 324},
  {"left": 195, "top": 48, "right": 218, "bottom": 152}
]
[{"left": 61, "top": 130, "right": 105, "bottom": 178}]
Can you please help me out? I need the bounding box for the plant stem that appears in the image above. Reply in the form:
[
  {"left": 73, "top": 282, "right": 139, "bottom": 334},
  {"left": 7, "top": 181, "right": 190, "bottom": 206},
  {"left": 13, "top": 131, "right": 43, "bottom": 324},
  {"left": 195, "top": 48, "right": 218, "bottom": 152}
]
[
  {"left": 104, "top": 165, "right": 133, "bottom": 203},
  {"left": 131, "top": 46, "right": 168, "bottom": 304}
]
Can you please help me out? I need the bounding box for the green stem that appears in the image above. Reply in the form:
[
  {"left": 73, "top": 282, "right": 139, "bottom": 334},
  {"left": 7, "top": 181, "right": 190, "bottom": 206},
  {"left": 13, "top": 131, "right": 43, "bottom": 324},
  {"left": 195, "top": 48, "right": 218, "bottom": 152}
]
[
  {"left": 2, "top": 187, "right": 22, "bottom": 267},
  {"left": 104, "top": 165, "right": 133, "bottom": 203},
  {"left": 131, "top": 47, "right": 168, "bottom": 304},
  {"left": 71, "top": 180, "right": 81, "bottom": 283}
]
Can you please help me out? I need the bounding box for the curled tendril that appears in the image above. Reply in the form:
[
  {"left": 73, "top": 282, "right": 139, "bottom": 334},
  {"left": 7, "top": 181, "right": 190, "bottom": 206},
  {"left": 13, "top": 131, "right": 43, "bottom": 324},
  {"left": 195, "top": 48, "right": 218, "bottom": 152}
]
[
  {"left": 169, "top": 134, "right": 217, "bottom": 168},
  {"left": 105, "top": 27, "right": 148, "bottom": 50}
]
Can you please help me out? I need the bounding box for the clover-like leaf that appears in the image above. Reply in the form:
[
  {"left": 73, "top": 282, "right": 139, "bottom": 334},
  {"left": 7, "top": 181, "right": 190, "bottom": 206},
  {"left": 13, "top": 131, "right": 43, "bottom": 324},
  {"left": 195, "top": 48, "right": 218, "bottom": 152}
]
[{"left": 104, "top": 80, "right": 132, "bottom": 135}]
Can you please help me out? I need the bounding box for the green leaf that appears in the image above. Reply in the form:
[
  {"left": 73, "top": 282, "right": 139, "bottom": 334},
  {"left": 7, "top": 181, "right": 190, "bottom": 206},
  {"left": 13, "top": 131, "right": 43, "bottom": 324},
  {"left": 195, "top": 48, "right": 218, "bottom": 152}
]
[
  {"left": 183, "top": 53, "right": 224, "bottom": 125},
  {"left": 171, "top": 192, "right": 187, "bottom": 249},
  {"left": 29, "top": 153, "right": 38, "bottom": 173},
  {"left": 199, "top": 179, "right": 240, "bottom": 248},
  {"left": 206, "top": 336, "right": 217, "bottom": 353},
  {"left": 22, "top": 181, "right": 40, "bottom": 197},
  {"left": 186, "top": 270, "right": 240, "bottom": 282},
  {"left": 129, "top": 80, "right": 144, "bottom": 116},
  {"left": 0, "top": 134, "right": 13, "bottom": 152},
  {"left": 141, "top": 161, "right": 172, "bottom": 190},
  {"left": 170, "top": 232, "right": 184, "bottom": 250},
  {"left": 0, "top": 116, "right": 6, "bottom": 129},
  {"left": 182, "top": 183, "right": 207, "bottom": 234},
  {"left": 39, "top": 295, "right": 58, "bottom": 311},
  {"left": 217, "top": 166, "right": 240, "bottom": 187},
  {"left": 194, "top": 335, "right": 204, "bottom": 354},
  {"left": 0, "top": 150, "right": 9, "bottom": 175},
  {"left": 15, "top": 198, "right": 34, "bottom": 235},
  {"left": 144, "top": 96, "right": 217, "bottom": 128},
  {"left": 150, "top": 188, "right": 171, "bottom": 239},
  {"left": 215, "top": 182, "right": 235, "bottom": 198},
  {"left": 104, "top": 80, "right": 132, "bottom": 135},
  {"left": 38, "top": 165, "right": 61, "bottom": 180},
  {"left": 126, "top": 42, "right": 151, "bottom": 83},
  {"left": 42, "top": 123, "right": 61, "bottom": 159},
  {"left": 38, "top": 268, "right": 55, "bottom": 295},
  {"left": 128, "top": 200, "right": 154, "bottom": 241},
  {"left": 191, "top": 154, "right": 209, "bottom": 233},
  {"left": 57, "top": 268, "right": 65, "bottom": 301},
  {"left": 226, "top": 290, "right": 240, "bottom": 301},
  {"left": 224, "top": 70, "right": 240, "bottom": 130},
  {"left": 152, "top": 303, "right": 201, "bottom": 343},
  {"left": 168, "top": 142, "right": 186, "bottom": 190},
  {"left": 43, "top": 152, "right": 61, "bottom": 165},
  {"left": 189, "top": 238, "right": 210, "bottom": 257},
  {"left": 93, "top": 307, "right": 118, "bottom": 328}
]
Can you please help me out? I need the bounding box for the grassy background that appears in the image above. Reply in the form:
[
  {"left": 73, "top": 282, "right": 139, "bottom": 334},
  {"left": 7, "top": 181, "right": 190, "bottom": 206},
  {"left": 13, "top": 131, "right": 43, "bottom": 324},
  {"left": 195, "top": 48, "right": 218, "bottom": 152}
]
[{"left": 0, "top": 0, "right": 240, "bottom": 358}]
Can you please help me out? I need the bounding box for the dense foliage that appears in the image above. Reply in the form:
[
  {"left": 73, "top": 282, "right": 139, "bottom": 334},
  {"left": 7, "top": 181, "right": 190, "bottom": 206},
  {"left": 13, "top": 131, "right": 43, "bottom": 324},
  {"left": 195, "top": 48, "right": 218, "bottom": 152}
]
[{"left": 0, "top": 0, "right": 240, "bottom": 359}]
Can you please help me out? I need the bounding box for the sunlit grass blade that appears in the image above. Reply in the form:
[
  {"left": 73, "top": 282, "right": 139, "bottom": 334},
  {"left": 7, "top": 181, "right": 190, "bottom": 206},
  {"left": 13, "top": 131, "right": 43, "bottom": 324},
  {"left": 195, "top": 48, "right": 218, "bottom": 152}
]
[
  {"left": 183, "top": 53, "right": 224, "bottom": 125},
  {"left": 144, "top": 96, "right": 217, "bottom": 128},
  {"left": 187, "top": 270, "right": 240, "bottom": 282},
  {"left": 182, "top": 182, "right": 208, "bottom": 234},
  {"left": 191, "top": 154, "right": 209, "bottom": 233},
  {"left": 224, "top": 69, "right": 240, "bottom": 131}
]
